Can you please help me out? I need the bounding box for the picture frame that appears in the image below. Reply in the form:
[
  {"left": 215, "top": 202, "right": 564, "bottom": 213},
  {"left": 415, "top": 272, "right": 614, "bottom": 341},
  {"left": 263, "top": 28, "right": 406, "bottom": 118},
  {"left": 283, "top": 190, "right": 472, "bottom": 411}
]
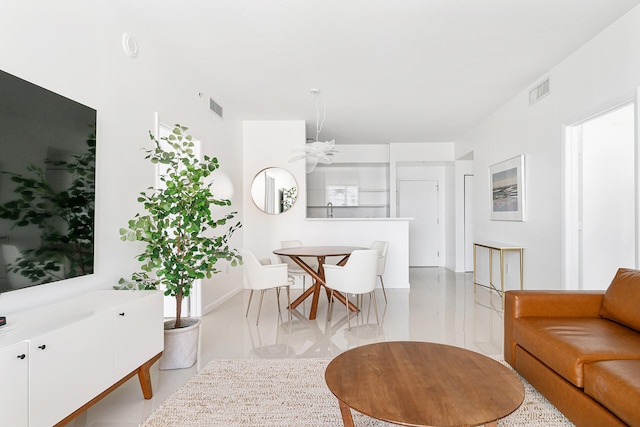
[{"left": 489, "top": 155, "right": 525, "bottom": 221}]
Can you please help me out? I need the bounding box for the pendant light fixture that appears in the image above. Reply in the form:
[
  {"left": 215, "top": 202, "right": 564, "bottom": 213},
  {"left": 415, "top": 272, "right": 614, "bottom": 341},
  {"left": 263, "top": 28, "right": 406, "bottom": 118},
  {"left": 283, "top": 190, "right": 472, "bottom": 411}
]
[{"left": 290, "top": 88, "right": 338, "bottom": 173}]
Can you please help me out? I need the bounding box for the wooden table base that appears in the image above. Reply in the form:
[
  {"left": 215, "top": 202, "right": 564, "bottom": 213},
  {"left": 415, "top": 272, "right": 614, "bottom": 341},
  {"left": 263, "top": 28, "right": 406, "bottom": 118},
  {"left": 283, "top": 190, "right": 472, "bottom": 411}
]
[{"left": 283, "top": 253, "right": 358, "bottom": 320}]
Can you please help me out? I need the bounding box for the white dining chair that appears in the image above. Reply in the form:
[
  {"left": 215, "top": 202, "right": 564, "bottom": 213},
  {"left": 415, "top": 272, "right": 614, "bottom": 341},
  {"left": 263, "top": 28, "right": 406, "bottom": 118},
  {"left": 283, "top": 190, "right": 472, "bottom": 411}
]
[
  {"left": 370, "top": 241, "right": 389, "bottom": 302},
  {"left": 323, "top": 248, "right": 379, "bottom": 330},
  {"left": 241, "top": 250, "right": 293, "bottom": 326},
  {"left": 278, "top": 240, "right": 318, "bottom": 292}
]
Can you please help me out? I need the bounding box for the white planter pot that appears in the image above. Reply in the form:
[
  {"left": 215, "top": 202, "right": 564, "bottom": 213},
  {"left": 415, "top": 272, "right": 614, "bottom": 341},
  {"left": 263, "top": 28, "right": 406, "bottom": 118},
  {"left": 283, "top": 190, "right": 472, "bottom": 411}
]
[{"left": 158, "top": 318, "right": 200, "bottom": 370}]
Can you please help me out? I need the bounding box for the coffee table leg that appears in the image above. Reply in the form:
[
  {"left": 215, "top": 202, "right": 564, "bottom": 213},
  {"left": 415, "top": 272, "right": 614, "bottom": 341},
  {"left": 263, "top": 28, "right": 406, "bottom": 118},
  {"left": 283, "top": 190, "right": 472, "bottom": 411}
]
[
  {"left": 338, "top": 399, "right": 355, "bottom": 427},
  {"left": 485, "top": 421, "right": 498, "bottom": 427}
]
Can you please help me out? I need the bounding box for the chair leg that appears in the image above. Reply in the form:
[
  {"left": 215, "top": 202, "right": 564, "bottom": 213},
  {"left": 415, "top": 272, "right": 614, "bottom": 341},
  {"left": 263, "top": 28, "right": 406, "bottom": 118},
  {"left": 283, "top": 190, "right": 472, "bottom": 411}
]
[
  {"left": 379, "top": 275, "right": 387, "bottom": 303},
  {"left": 371, "top": 291, "right": 380, "bottom": 325},
  {"left": 345, "top": 294, "right": 351, "bottom": 331},
  {"left": 327, "top": 289, "right": 335, "bottom": 322},
  {"left": 286, "top": 286, "right": 292, "bottom": 323},
  {"left": 300, "top": 275, "right": 307, "bottom": 315},
  {"left": 256, "top": 290, "right": 265, "bottom": 326},
  {"left": 275, "top": 287, "right": 282, "bottom": 313},
  {"left": 245, "top": 290, "right": 254, "bottom": 318}
]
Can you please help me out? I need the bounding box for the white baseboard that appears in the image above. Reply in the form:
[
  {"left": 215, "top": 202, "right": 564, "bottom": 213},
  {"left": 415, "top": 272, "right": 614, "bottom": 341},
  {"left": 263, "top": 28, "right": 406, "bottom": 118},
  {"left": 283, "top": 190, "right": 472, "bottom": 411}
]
[{"left": 200, "top": 287, "right": 244, "bottom": 316}]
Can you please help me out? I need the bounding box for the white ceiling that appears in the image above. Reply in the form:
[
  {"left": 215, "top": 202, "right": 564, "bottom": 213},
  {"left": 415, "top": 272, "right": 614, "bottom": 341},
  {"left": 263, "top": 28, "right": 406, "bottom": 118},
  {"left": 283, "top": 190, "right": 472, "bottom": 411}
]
[{"left": 120, "top": 0, "right": 640, "bottom": 144}]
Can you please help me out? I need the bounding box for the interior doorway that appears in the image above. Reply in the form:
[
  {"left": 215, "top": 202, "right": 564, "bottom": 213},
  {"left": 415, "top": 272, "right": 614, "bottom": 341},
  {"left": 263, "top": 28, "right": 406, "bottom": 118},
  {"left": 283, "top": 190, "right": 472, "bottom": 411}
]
[
  {"left": 398, "top": 179, "right": 440, "bottom": 266},
  {"left": 464, "top": 175, "right": 475, "bottom": 272},
  {"left": 565, "top": 102, "right": 637, "bottom": 290}
]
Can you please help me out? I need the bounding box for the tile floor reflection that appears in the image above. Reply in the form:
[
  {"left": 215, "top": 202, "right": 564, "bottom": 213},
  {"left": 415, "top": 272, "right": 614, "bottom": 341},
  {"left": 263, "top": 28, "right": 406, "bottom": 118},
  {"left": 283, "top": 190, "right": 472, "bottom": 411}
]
[{"left": 68, "top": 267, "right": 504, "bottom": 426}]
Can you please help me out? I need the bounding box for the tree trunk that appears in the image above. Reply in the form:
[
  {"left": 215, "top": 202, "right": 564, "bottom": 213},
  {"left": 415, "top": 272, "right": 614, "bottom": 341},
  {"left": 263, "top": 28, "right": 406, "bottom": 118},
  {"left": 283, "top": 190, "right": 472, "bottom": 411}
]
[{"left": 174, "top": 290, "right": 183, "bottom": 329}]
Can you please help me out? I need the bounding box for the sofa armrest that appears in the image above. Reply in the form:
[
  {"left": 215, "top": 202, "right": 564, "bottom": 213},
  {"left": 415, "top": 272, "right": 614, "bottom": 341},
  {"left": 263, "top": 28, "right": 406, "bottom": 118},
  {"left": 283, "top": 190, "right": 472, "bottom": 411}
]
[{"left": 504, "top": 290, "right": 605, "bottom": 366}]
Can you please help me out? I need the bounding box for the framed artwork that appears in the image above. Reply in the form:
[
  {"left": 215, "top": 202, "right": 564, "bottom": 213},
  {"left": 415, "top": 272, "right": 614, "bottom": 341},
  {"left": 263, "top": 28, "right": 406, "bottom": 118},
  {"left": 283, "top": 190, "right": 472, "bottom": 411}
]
[{"left": 489, "top": 155, "right": 525, "bottom": 221}]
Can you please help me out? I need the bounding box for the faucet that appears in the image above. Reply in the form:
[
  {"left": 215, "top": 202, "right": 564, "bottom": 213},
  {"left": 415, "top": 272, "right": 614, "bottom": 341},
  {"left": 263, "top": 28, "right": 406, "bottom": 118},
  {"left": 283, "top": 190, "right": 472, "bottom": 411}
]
[{"left": 326, "top": 202, "right": 333, "bottom": 218}]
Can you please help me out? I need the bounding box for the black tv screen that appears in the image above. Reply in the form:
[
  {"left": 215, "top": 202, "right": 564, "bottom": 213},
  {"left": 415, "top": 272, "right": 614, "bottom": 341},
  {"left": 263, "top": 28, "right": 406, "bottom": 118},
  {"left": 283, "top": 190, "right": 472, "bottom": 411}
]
[{"left": 0, "top": 70, "right": 96, "bottom": 292}]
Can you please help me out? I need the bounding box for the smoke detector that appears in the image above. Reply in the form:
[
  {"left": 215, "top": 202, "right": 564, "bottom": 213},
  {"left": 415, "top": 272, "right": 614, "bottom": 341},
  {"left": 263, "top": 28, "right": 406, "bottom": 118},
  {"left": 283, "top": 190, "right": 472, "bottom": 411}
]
[{"left": 122, "top": 33, "right": 138, "bottom": 59}]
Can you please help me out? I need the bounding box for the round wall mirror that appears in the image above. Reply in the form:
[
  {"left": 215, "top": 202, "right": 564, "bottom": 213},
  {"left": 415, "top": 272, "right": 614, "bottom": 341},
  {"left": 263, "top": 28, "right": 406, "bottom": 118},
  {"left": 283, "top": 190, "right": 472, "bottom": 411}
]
[{"left": 250, "top": 167, "right": 298, "bottom": 214}]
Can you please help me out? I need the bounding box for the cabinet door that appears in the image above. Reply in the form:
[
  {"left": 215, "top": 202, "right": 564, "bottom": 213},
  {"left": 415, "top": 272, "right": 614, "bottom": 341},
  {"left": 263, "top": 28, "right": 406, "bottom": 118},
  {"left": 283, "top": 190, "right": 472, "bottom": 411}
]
[
  {"left": 0, "top": 341, "right": 28, "bottom": 427},
  {"left": 113, "top": 291, "right": 164, "bottom": 379},
  {"left": 29, "top": 312, "right": 113, "bottom": 427}
]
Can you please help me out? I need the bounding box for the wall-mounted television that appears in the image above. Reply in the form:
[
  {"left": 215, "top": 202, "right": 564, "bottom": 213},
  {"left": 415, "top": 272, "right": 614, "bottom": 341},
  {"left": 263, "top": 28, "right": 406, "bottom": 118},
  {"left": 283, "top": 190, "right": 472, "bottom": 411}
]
[{"left": 0, "top": 69, "right": 96, "bottom": 293}]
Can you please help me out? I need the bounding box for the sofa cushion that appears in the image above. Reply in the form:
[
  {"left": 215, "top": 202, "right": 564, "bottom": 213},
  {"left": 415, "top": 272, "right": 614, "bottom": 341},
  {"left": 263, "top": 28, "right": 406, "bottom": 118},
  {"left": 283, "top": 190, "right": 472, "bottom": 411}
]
[
  {"left": 584, "top": 360, "right": 640, "bottom": 427},
  {"left": 600, "top": 268, "right": 640, "bottom": 331},
  {"left": 514, "top": 317, "right": 640, "bottom": 388}
]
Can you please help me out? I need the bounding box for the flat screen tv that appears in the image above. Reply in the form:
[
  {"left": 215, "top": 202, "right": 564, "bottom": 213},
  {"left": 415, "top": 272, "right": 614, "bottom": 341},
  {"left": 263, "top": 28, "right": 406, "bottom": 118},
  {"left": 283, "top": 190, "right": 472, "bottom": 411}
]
[{"left": 0, "top": 69, "right": 96, "bottom": 293}]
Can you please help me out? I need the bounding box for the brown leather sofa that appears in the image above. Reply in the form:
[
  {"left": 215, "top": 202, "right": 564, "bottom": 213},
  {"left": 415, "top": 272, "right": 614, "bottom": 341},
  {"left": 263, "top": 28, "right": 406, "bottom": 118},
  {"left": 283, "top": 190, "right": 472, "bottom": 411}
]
[{"left": 504, "top": 268, "right": 640, "bottom": 427}]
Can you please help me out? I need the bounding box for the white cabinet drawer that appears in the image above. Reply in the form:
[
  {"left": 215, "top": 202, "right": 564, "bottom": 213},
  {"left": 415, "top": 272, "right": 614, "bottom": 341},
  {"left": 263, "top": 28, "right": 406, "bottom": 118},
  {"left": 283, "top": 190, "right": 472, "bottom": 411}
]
[
  {"left": 0, "top": 341, "right": 28, "bottom": 427},
  {"left": 28, "top": 312, "right": 112, "bottom": 427},
  {"left": 113, "top": 291, "right": 164, "bottom": 379}
]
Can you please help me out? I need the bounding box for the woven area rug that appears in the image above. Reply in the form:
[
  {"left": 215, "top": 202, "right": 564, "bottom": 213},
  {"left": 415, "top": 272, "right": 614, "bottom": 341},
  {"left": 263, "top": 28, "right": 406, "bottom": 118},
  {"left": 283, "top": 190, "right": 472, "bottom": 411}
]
[{"left": 142, "top": 356, "right": 575, "bottom": 427}]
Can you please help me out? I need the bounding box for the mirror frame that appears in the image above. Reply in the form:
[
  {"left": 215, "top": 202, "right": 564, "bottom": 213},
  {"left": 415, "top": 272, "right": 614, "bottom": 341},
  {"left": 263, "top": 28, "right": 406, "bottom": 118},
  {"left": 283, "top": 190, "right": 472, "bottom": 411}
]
[{"left": 250, "top": 167, "right": 298, "bottom": 214}]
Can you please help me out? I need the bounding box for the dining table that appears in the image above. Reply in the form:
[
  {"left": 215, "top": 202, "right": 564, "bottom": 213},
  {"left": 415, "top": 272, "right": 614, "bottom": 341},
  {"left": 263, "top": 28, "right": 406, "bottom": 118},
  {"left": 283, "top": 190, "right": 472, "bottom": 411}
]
[{"left": 272, "top": 246, "right": 365, "bottom": 320}]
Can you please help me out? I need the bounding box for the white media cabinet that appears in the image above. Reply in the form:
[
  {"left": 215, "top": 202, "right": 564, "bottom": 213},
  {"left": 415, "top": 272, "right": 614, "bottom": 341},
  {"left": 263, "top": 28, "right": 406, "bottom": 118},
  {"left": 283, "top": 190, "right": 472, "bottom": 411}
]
[{"left": 0, "top": 289, "right": 164, "bottom": 427}]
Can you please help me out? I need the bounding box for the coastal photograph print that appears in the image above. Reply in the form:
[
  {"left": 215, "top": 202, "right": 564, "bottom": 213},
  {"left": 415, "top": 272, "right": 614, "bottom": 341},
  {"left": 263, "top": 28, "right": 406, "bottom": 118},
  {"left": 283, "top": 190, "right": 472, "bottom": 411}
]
[{"left": 490, "top": 155, "right": 525, "bottom": 221}]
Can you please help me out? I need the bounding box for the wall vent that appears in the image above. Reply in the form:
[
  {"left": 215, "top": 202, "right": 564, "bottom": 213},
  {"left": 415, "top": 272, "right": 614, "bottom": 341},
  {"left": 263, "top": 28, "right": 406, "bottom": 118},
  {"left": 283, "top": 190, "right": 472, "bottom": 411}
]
[
  {"left": 529, "top": 78, "right": 550, "bottom": 105},
  {"left": 209, "top": 97, "right": 223, "bottom": 118}
]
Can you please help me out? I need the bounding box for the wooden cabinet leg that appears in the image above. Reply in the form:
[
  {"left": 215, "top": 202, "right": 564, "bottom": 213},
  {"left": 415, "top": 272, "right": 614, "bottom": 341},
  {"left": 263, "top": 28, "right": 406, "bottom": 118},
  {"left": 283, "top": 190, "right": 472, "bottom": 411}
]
[
  {"left": 54, "top": 352, "right": 163, "bottom": 426},
  {"left": 138, "top": 352, "right": 162, "bottom": 399}
]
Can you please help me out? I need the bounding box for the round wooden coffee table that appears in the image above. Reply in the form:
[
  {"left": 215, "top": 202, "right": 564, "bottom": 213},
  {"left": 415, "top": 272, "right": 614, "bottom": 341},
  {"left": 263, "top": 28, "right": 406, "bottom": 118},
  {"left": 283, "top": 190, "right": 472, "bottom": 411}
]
[{"left": 325, "top": 341, "right": 524, "bottom": 427}]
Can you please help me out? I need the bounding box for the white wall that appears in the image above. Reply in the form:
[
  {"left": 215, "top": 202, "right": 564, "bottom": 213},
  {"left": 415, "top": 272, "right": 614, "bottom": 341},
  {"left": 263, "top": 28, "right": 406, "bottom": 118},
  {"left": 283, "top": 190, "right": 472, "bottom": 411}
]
[
  {"left": 243, "top": 121, "right": 308, "bottom": 260},
  {"left": 0, "top": 1, "right": 244, "bottom": 314},
  {"left": 465, "top": 5, "right": 640, "bottom": 290}
]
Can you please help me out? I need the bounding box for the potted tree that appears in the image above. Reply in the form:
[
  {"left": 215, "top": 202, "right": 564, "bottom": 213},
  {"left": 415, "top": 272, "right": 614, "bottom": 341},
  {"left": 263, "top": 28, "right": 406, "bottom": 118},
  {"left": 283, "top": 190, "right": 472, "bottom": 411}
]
[{"left": 119, "top": 124, "right": 241, "bottom": 369}]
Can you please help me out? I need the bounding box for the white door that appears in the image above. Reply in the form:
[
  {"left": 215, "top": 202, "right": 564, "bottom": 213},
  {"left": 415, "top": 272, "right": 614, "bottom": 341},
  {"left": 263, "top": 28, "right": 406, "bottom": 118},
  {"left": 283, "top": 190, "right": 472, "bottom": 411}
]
[
  {"left": 113, "top": 292, "right": 164, "bottom": 379},
  {"left": 464, "top": 175, "right": 475, "bottom": 272},
  {"left": 398, "top": 180, "right": 439, "bottom": 266},
  {"left": 29, "top": 313, "right": 113, "bottom": 427},
  {"left": 0, "top": 342, "right": 28, "bottom": 427}
]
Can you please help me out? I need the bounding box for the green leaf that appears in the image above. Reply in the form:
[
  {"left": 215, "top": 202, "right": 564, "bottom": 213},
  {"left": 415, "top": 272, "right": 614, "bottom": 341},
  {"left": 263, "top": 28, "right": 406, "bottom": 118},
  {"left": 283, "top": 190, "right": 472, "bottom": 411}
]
[{"left": 119, "top": 124, "right": 242, "bottom": 324}]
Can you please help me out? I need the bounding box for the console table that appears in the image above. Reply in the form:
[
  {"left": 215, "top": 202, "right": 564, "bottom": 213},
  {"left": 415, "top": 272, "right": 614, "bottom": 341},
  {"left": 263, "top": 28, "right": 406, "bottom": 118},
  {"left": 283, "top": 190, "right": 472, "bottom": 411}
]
[{"left": 473, "top": 241, "right": 523, "bottom": 308}]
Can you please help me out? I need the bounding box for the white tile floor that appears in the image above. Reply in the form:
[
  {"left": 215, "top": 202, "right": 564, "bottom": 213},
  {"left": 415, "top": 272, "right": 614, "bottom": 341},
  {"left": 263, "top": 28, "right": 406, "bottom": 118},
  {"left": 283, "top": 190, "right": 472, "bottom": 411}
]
[{"left": 68, "top": 267, "right": 505, "bottom": 426}]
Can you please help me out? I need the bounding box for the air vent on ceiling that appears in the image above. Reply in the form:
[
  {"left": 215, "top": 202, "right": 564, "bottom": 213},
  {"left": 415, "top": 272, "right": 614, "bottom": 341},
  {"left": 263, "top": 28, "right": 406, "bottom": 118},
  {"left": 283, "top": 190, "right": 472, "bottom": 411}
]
[
  {"left": 529, "top": 78, "right": 550, "bottom": 105},
  {"left": 209, "top": 97, "right": 223, "bottom": 118}
]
